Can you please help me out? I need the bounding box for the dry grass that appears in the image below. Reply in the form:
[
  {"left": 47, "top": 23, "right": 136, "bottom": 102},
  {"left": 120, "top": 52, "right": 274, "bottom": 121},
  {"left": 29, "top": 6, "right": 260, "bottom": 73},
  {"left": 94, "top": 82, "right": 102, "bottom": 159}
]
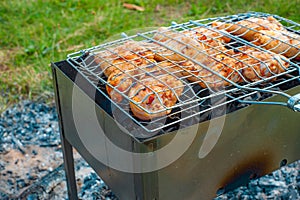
[{"left": 0, "top": 49, "right": 16, "bottom": 72}]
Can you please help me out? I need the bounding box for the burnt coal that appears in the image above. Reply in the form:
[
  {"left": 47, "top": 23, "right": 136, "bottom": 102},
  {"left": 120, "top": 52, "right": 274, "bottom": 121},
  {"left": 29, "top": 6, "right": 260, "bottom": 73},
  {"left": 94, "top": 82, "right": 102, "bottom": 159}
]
[
  {"left": 0, "top": 100, "right": 60, "bottom": 153},
  {"left": 80, "top": 172, "right": 117, "bottom": 200},
  {"left": 215, "top": 160, "right": 300, "bottom": 199},
  {"left": 0, "top": 161, "right": 5, "bottom": 171},
  {"left": 16, "top": 178, "right": 29, "bottom": 189}
]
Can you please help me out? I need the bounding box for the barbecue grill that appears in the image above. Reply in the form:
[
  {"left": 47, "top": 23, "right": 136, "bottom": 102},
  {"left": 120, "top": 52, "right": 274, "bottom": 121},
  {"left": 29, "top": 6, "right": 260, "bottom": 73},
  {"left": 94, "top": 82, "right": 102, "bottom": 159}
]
[{"left": 51, "top": 12, "right": 300, "bottom": 200}]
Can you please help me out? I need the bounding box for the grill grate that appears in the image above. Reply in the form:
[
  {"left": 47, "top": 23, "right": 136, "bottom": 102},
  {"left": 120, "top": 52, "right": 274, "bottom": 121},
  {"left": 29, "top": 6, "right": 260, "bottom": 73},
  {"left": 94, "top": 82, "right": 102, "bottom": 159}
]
[{"left": 66, "top": 12, "right": 300, "bottom": 138}]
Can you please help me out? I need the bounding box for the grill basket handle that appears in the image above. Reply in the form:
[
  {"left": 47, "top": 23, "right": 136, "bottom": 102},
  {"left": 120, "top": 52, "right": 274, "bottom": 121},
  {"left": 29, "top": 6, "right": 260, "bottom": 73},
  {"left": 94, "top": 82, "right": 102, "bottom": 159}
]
[{"left": 287, "top": 94, "right": 300, "bottom": 112}]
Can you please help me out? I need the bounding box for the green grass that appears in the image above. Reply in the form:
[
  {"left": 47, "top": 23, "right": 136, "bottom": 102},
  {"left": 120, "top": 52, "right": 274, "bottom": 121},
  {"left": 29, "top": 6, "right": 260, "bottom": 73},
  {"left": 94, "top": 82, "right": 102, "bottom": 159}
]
[{"left": 0, "top": 0, "right": 299, "bottom": 111}]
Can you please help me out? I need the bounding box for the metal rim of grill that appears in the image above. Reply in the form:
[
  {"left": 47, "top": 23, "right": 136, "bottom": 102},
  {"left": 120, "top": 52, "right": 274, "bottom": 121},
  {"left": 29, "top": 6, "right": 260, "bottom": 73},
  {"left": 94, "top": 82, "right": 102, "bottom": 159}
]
[{"left": 66, "top": 11, "right": 300, "bottom": 137}]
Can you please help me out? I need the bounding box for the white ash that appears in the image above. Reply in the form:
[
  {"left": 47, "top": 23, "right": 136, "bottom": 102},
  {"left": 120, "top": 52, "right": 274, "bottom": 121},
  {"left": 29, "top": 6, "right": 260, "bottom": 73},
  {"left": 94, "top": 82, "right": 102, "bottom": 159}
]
[{"left": 0, "top": 100, "right": 299, "bottom": 199}]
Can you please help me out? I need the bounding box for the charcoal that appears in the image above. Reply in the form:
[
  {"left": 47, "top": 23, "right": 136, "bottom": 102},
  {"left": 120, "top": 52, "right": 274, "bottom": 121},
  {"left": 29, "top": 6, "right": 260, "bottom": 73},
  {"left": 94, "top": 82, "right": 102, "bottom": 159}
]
[
  {"left": 16, "top": 178, "right": 29, "bottom": 189},
  {"left": 288, "top": 185, "right": 298, "bottom": 199},
  {"left": 28, "top": 174, "right": 38, "bottom": 181},
  {"left": 0, "top": 192, "right": 9, "bottom": 200},
  {"left": 297, "top": 183, "right": 300, "bottom": 191},
  {"left": 32, "top": 149, "right": 38, "bottom": 156},
  {"left": 11, "top": 134, "right": 26, "bottom": 154},
  {"left": 7, "top": 178, "right": 14, "bottom": 185},
  {"left": 0, "top": 161, "right": 5, "bottom": 171},
  {"left": 258, "top": 179, "right": 286, "bottom": 188},
  {"left": 26, "top": 194, "right": 39, "bottom": 200},
  {"left": 297, "top": 174, "right": 300, "bottom": 183},
  {"left": 0, "top": 125, "right": 4, "bottom": 134}
]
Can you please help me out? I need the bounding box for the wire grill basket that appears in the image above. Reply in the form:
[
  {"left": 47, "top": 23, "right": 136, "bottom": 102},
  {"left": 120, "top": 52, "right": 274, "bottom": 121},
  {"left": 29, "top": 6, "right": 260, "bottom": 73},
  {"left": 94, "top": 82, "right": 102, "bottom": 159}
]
[{"left": 66, "top": 12, "right": 300, "bottom": 138}]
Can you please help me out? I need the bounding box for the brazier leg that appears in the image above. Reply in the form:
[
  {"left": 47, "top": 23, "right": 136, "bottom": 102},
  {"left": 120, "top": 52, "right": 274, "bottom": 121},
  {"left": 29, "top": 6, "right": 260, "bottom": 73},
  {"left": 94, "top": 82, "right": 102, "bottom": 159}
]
[{"left": 61, "top": 136, "right": 78, "bottom": 200}]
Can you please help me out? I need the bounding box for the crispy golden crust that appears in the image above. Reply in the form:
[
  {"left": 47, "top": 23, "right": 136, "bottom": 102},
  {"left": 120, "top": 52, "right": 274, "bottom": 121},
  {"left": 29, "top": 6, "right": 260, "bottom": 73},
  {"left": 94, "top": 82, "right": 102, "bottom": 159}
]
[
  {"left": 94, "top": 41, "right": 161, "bottom": 76},
  {"left": 154, "top": 35, "right": 208, "bottom": 62},
  {"left": 134, "top": 60, "right": 170, "bottom": 78},
  {"left": 153, "top": 27, "right": 211, "bottom": 62},
  {"left": 212, "top": 16, "right": 285, "bottom": 41},
  {"left": 175, "top": 54, "right": 243, "bottom": 88},
  {"left": 128, "top": 74, "right": 184, "bottom": 120},
  {"left": 176, "top": 60, "right": 204, "bottom": 82},
  {"left": 153, "top": 27, "right": 232, "bottom": 63},
  {"left": 235, "top": 46, "right": 289, "bottom": 81},
  {"left": 106, "top": 71, "right": 134, "bottom": 103},
  {"left": 153, "top": 27, "right": 180, "bottom": 42},
  {"left": 152, "top": 27, "right": 245, "bottom": 88},
  {"left": 183, "top": 27, "right": 231, "bottom": 47},
  {"left": 212, "top": 17, "right": 300, "bottom": 60},
  {"left": 199, "top": 55, "right": 243, "bottom": 88},
  {"left": 254, "top": 30, "right": 300, "bottom": 60},
  {"left": 106, "top": 58, "right": 161, "bottom": 103},
  {"left": 101, "top": 59, "right": 136, "bottom": 77},
  {"left": 155, "top": 61, "right": 185, "bottom": 78}
]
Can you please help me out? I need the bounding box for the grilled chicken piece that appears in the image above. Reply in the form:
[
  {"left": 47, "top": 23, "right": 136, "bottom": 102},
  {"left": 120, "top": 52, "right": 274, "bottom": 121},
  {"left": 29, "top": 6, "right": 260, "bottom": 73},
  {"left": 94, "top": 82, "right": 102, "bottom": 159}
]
[
  {"left": 212, "top": 16, "right": 300, "bottom": 60},
  {"left": 106, "top": 71, "right": 134, "bottom": 103},
  {"left": 128, "top": 74, "right": 184, "bottom": 120},
  {"left": 101, "top": 59, "right": 137, "bottom": 77},
  {"left": 153, "top": 27, "right": 243, "bottom": 88},
  {"left": 235, "top": 46, "right": 289, "bottom": 81},
  {"left": 178, "top": 54, "right": 243, "bottom": 88},
  {"left": 94, "top": 41, "right": 161, "bottom": 77},
  {"left": 208, "top": 54, "right": 243, "bottom": 87},
  {"left": 106, "top": 59, "right": 184, "bottom": 103},
  {"left": 177, "top": 46, "right": 288, "bottom": 87},
  {"left": 148, "top": 61, "right": 187, "bottom": 78},
  {"left": 135, "top": 61, "right": 173, "bottom": 77},
  {"left": 254, "top": 30, "right": 300, "bottom": 60},
  {"left": 183, "top": 27, "right": 231, "bottom": 50},
  {"left": 153, "top": 27, "right": 212, "bottom": 62},
  {"left": 153, "top": 27, "right": 180, "bottom": 43},
  {"left": 154, "top": 35, "right": 208, "bottom": 62},
  {"left": 106, "top": 58, "right": 161, "bottom": 103},
  {"left": 153, "top": 26, "right": 234, "bottom": 62},
  {"left": 212, "top": 16, "right": 285, "bottom": 41}
]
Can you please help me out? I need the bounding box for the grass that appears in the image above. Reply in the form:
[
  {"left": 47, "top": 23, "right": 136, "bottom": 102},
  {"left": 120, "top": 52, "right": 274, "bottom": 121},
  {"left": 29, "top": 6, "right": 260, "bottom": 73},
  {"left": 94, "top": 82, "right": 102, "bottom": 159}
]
[{"left": 0, "top": 0, "right": 299, "bottom": 111}]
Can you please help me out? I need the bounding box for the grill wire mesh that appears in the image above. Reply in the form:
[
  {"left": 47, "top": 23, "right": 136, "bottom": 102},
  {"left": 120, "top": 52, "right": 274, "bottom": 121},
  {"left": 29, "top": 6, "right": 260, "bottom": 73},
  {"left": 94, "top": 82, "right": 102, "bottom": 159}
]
[{"left": 67, "top": 12, "right": 300, "bottom": 139}]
